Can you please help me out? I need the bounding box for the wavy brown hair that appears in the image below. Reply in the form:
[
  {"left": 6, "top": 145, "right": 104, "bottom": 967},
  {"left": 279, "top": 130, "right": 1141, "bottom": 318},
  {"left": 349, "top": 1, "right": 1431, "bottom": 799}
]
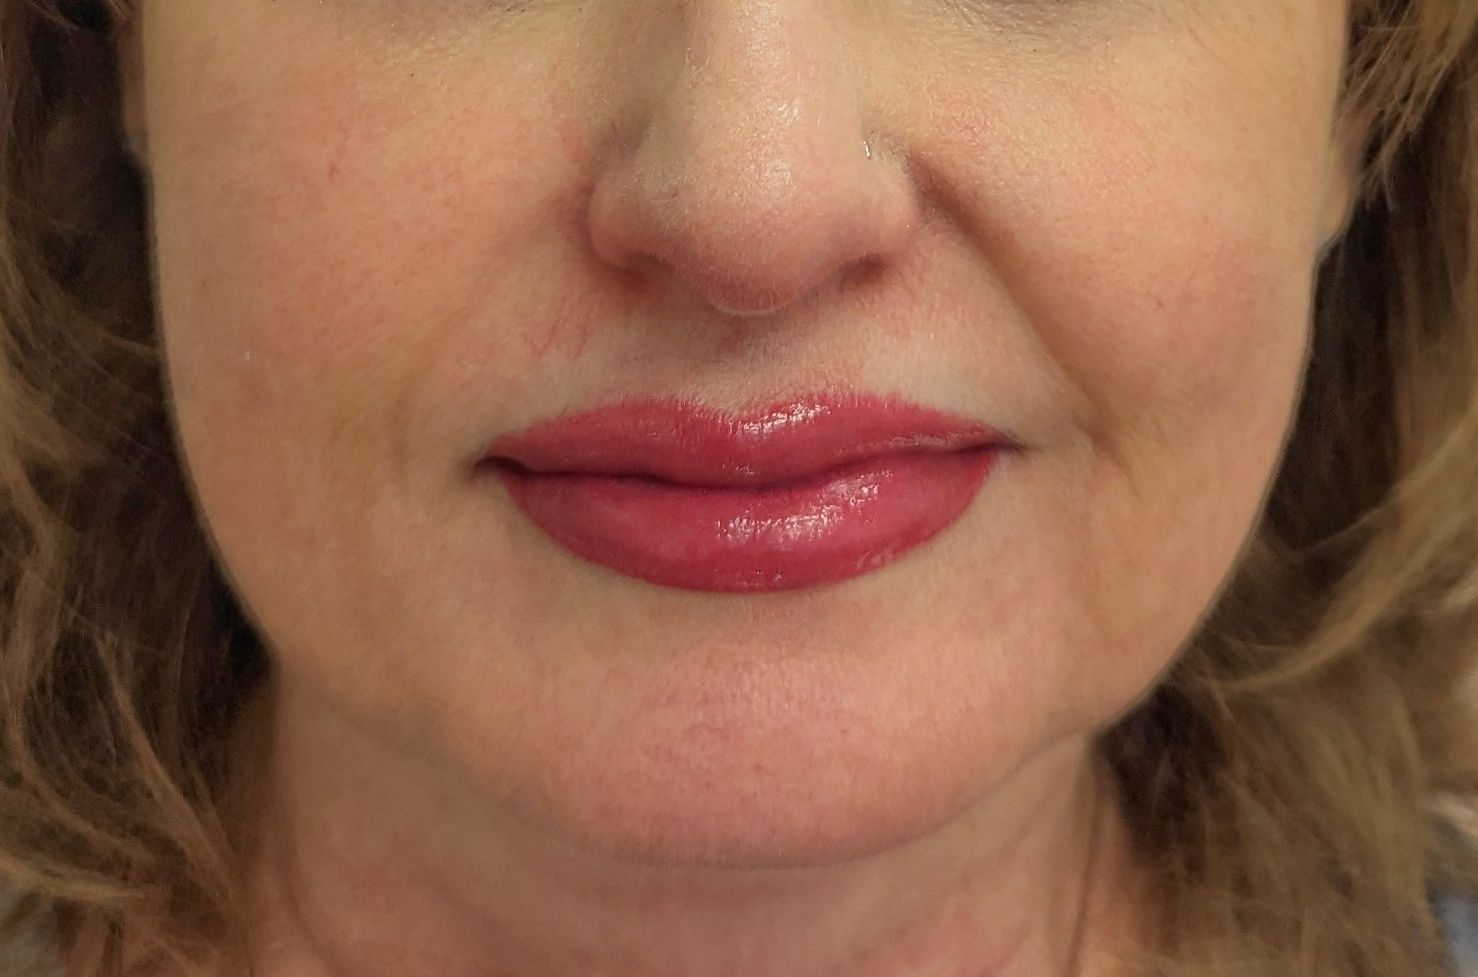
[{"left": 1, "top": 1, "right": 1477, "bottom": 976}]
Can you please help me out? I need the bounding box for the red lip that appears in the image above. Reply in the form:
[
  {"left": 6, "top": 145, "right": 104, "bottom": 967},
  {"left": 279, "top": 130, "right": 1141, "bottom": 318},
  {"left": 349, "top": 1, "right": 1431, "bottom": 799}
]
[{"left": 478, "top": 393, "right": 1018, "bottom": 593}]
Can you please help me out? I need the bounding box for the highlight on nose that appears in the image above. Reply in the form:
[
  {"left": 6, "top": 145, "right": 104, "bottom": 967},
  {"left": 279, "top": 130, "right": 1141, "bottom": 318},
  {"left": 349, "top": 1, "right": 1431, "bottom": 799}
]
[{"left": 588, "top": 129, "right": 920, "bottom": 318}]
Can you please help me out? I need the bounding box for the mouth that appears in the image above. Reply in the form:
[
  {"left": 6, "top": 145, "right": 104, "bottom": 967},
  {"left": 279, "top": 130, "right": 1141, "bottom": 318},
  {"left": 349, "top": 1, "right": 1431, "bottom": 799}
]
[{"left": 475, "top": 393, "right": 1019, "bottom": 593}]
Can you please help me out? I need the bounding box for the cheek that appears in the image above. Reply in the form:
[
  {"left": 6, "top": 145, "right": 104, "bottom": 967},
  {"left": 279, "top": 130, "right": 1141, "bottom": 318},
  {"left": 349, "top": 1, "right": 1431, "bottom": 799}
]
[
  {"left": 1029, "top": 87, "right": 1320, "bottom": 529},
  {"left": 1051, "top": 189, "right": 1314, "bottom": 713},
  {"left": 920, "top": 4, "right": 1338, "bottom": 439},
  {"left": 149, "top": 15, "right": 585, "bottom": 515},
  {"left": 926, "top": 60, "right": 1331, "bottom": 711},
  {"left": 144, "top": 15, "right": 594, "bottom": 675},
  {"left": 148, "top": 1, "right": 609, "bottom": 381}
]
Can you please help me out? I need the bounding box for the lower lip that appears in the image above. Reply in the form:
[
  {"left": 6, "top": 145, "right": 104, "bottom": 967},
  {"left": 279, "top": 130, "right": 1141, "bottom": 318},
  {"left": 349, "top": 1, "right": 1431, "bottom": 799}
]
[{"left": 487, "top": 448, "right": 1001, "bottom": 593}]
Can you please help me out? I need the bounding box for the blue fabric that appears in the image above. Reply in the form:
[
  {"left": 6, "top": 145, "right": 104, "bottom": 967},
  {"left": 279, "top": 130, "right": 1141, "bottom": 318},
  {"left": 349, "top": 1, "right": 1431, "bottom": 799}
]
[{"left": 1440, "top": 894, "right": 1478, "bottom": 975}]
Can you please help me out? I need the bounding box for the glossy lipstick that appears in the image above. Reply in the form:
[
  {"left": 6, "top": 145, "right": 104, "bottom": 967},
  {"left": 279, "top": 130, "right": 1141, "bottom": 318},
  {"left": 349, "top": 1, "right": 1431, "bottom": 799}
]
[{"left": 479, "top": 394, "right": 1015, "bottom": 593}]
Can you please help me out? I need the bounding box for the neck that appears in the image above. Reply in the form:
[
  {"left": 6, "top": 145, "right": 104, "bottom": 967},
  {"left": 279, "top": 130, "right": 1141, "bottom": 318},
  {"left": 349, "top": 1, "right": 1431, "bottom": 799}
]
[{"left": 224, "top": 675, "right": 1149, "bottom": 977}]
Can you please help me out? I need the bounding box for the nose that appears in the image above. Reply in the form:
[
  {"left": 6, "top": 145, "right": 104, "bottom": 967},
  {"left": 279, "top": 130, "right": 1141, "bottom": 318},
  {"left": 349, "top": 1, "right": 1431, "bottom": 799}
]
[{"left": 585, "top": 0, "right": 922, "bottom": 319}]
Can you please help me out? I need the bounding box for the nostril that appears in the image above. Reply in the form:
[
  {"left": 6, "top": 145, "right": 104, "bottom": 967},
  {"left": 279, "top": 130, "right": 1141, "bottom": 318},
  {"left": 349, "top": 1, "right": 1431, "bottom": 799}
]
[{"left": 848, "top": 254, "right": 888, "bottom": 289}]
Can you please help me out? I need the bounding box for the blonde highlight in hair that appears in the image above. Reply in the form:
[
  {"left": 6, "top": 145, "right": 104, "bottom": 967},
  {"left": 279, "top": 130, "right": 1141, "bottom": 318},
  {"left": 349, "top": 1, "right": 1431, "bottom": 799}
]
[{"left": 0, "top": 2, "right": 1476, "bottom": 976}]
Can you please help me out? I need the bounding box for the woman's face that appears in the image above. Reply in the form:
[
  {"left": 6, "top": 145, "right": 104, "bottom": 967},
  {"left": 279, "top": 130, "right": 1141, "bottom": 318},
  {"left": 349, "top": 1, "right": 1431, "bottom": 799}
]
[{"left": 126, "top": 0, "right": 1351, "bottom": 861}]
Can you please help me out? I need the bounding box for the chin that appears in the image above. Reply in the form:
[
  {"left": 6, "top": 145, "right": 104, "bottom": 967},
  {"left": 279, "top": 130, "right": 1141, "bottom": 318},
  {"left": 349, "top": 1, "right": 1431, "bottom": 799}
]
[{"left": 461, "top": 659, "right": 1066, "bottom": 870}]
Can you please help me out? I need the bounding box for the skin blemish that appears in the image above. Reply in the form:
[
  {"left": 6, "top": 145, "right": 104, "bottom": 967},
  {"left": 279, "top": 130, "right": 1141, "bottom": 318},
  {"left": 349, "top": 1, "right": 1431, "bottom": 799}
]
[{"left": 326, "top": 130, "right": 352, "bottom": 182}]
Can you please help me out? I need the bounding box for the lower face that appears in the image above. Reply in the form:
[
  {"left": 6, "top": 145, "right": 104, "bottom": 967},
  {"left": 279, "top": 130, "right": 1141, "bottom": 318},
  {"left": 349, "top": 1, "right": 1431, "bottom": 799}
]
[{"left": 136, "top": 0, "right": 1350, "bottom": 862}]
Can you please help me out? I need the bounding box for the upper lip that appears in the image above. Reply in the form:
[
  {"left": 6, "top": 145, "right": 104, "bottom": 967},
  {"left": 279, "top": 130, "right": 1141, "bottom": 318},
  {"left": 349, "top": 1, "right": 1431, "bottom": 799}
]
[{"left": 480, "top": 393, "right": 1019, "bottom": 487}]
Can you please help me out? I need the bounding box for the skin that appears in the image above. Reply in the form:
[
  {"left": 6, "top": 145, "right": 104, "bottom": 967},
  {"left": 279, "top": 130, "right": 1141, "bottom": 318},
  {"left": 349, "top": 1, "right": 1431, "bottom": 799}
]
[{"left": 116, "top": 0, "right": 1353, "bottom": 974}]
